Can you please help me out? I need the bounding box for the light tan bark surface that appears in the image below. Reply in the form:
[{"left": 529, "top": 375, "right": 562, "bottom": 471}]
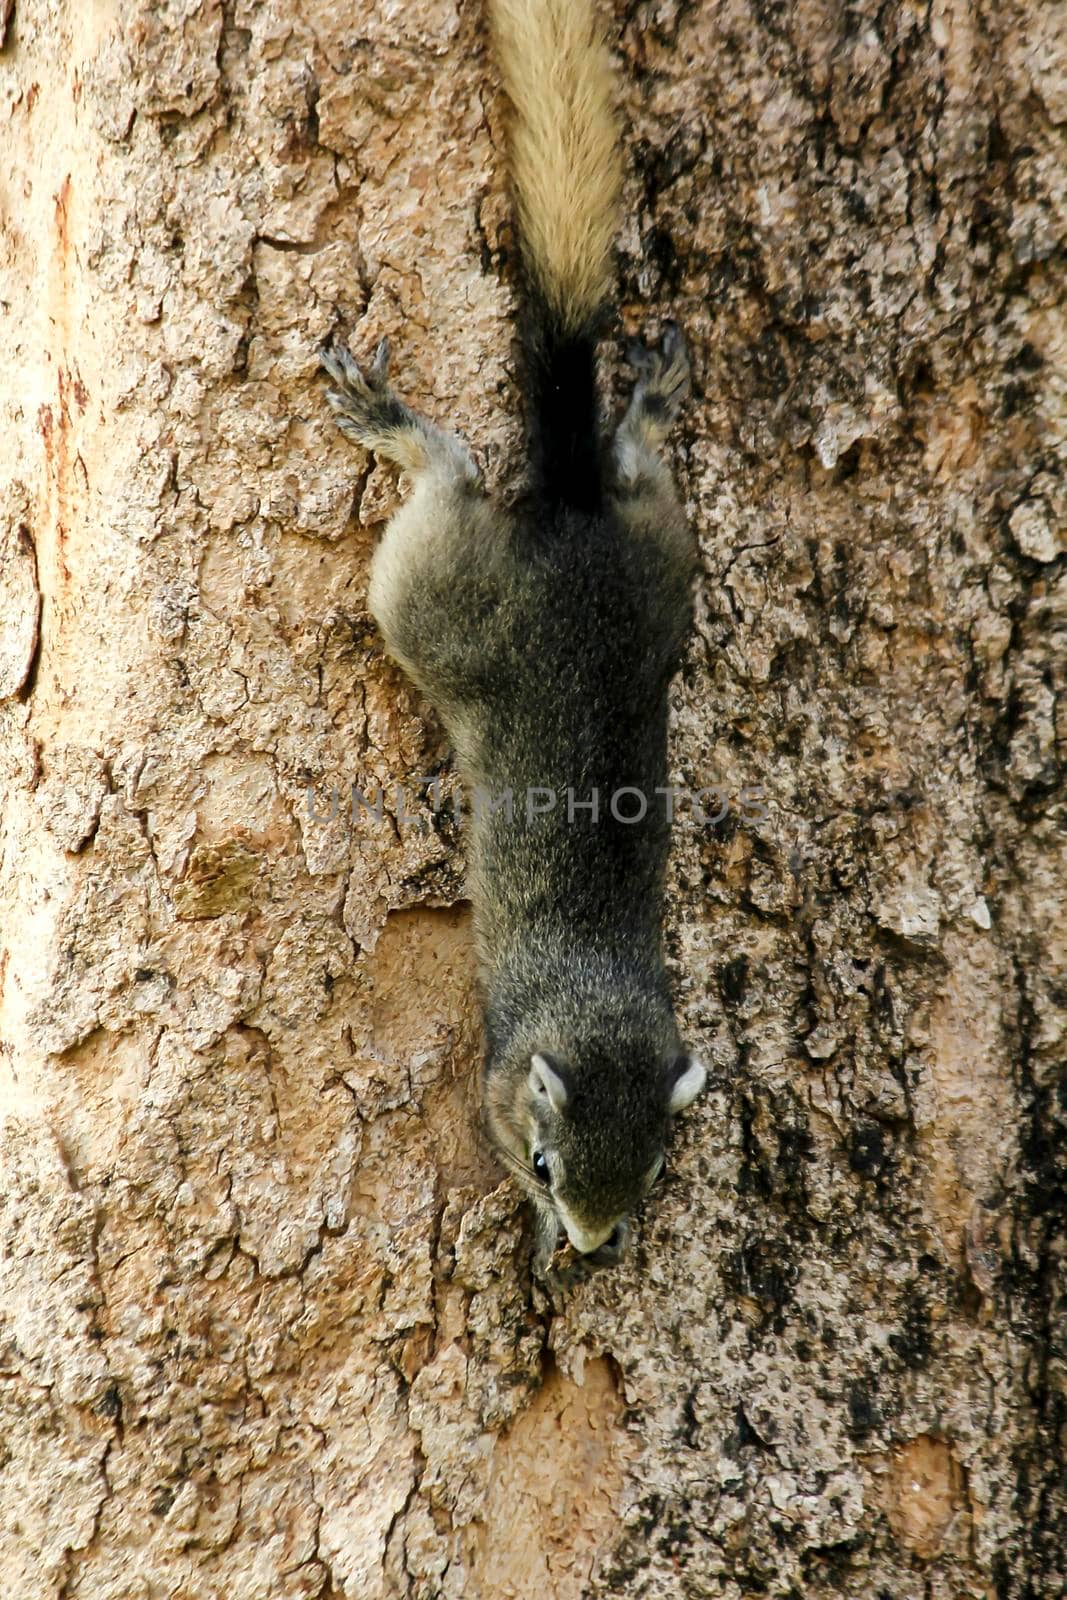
[{"left": 1, "top": 1, "right": 1064, "bottom": 1596}]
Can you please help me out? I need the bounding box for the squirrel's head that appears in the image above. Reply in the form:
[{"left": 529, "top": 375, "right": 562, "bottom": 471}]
[{"left": 485, "top": 1039, "right": 706, "bottom": 1265}]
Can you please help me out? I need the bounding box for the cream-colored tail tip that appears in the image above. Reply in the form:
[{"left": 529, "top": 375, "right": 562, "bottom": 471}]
[{"left": 490, "top": 0, "right": 622, "bottom": 329}]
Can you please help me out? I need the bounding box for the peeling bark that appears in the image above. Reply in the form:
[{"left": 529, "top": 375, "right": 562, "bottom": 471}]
[{"left": 0, "top": 1, "right": 1064, "bottom": 1597}]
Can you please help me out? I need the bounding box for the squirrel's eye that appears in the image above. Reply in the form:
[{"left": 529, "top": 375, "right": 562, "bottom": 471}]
[{"left": 531, "top": 1150, "right": 551, "bottom": 1185}]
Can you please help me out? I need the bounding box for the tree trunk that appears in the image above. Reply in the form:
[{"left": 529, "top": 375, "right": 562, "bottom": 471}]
[{"left": 1, "top": 1, "right": 1063, "bottom": 1596}]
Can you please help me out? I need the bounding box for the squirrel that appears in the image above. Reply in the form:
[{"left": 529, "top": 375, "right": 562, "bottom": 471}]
[{"left": 321, "top": 0, "right": 706, "bottom": 1276}]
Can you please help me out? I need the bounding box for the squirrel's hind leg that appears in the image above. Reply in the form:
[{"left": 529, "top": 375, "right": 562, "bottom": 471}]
[
  {"left": 322, "top": 338, "right": 480, "bottom": 485},
  {"left": 608, "top": 325, "right": 696, "bottom": 589},
  {"left": 611, "top": 321, "right": 691, "bottom": 494},
  {"left": 323, "top": 335, "right": 501, "bottom": 714}
]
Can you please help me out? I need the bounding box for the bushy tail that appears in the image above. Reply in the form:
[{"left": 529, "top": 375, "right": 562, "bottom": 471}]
[{"left": 489, "top": 0, "right": 622, "bottom": 508}]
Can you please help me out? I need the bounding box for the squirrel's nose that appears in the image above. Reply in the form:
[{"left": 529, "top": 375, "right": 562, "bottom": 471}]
[{"left": 585, "top": 1219, "right": 629, "bottom": 1267}]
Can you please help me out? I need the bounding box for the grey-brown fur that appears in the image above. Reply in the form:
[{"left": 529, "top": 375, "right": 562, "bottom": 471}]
[
  {"left": 321, "top": 0, "right": 705, "bottom": 1277},
  {"left": 321, "top": 329, "right": 705, "bottom": 1275}
]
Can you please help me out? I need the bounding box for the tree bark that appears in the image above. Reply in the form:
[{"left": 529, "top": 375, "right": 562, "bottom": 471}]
[{"left": 1, "top": 1, "right": 1064, "bottom": 1596}]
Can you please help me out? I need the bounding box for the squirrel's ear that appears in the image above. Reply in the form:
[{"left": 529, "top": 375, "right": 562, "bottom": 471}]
[
  {"left": 529, "top": 1052, "right": 570, "bottom": 1112},
  {"left": 667, "top": 1053, "right": 706, "bottom": 1113}
]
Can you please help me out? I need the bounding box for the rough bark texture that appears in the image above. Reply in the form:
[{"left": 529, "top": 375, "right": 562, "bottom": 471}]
[{"left": 1, "top": 1, "right": 1064, "bottom": 1596}]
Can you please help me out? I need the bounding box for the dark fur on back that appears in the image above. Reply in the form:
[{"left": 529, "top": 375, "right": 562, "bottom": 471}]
[{"left": 471, "top": 500, "right": 691, "bottom": 989}]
